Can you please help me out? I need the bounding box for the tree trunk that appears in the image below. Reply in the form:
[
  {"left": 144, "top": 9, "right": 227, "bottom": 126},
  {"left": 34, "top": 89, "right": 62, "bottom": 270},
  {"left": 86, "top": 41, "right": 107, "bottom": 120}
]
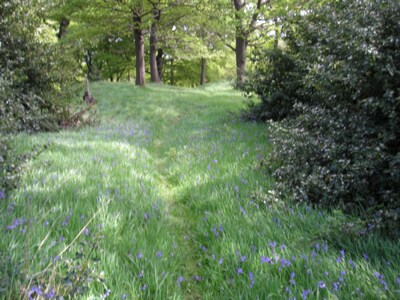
[
  {"left": 156, "top": 48, "right": 164, "bottom": 81},
  {"left": 150, "top": 22, "right": 161, "bottom": 83},
  {"left": 133, "top": 12, "right": 145, "bottom": 86},
  {"left": 170, "top": 59, "right": 175, "bottom": 85},
  {"left": 233, "top": 0, "right": 247, "bottom": 88},
  {"left": 150, "top": 9, "right": 161, "bottom": 83},
  {"left": 235, "top": 35, "right": 247, "bottom": 88},
  {"left": 200, "top": 57, "right": 206, "bottom": 85},
  {"left": 57, "top": 18, "right": 70, "bottom": 39}
]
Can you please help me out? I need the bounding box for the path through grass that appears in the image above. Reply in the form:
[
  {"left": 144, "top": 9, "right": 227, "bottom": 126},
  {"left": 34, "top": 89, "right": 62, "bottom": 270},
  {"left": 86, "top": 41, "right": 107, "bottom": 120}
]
[{"left": 1, "top": 82, "right": 399, "bottom": 299}]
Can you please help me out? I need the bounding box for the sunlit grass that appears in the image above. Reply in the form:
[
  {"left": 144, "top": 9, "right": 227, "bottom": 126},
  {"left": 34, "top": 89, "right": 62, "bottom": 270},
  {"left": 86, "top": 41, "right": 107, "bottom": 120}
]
[{"left": 1, "top": 81, "right": 399, "bottom": 299}]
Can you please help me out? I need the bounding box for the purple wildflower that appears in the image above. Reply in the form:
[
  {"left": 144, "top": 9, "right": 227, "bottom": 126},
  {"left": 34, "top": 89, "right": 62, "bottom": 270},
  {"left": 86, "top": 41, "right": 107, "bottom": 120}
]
[
  {"left": 318, "top": 281, "right": 326, "bottom": 289},
  {"left": 260, "top": 256, "right": 272, "bottom": 264},
  {"left": 103, "top": 289, "right": 111, "bottom": 298},
  {"left": 141, "top": 285, "right": 147, "bottom": 291},
  {"left": 333, "top": 281, "right": 340, "bottom": 291},
  {"left": 311, "top": 250, "right": 317, "bottom": 258},
  {"left": 363, "top": 253, "right": 369, "bottom": 260},
  {"left": 239, "top": 206, "right": 246, "bottom": 215},
  {"left": 211, "top": 254, "right": 215, "bottom": 260},
  {"left": 241, "top": 256, "right": 246, "bottom": 262},
  {"left": 336, "top": 256, "right": 342, "bottom": 263},
  {"left": 269, "top": 241, "right": 277, "bottom": 249},
  {"left": 396, "top": 277, "right": 400, "bottom": 285},
  {"left": 322, "top": 242, "right": 328, "bottom": 252},
  {"left": 290, "top": 272, "right": 296, "bottom": 285},
  {"left": 302, "top": 289, "right": 310, "bottom": 299},
  {"left": 84, "top": 228, "right": 89, "bottom": 236},
  {"left": 249, "top": 272, "right": 254, "bottom": 288},
  {"left": 27, "top": 286, "right": 42, "bottom": 300},
  {"left": 348, "top": 259, "right": 356, "bottom": 269},
  {"left": 137, "top": 252, "right": 143, "bottom": 259},
  {"left": 0, "top": 190, "right": 5, "bottom": 200},
  {"left": 44, "top": 287, "right": 55, "bottom": 299},
  {"left": 380, "top": 279, "right": 388, "bottom": 291},
  {"left": 177, "top": 276, "right": 183, "bottom": 287},
  {"left": 219, "top": 258, "right": 224, "bottom": 265},
  {"left": 374, "top": 272, "right": 384, "bottom": 280},
  {"left": 280, "top": 244, "right": 286, "bottom": 250},
  {"left": 279, "top": 258, "right": 291, "bottom": 268},
  {"left": 340, "top": 249, "right": 345, "bottom": 257},
  {"left": 237, "top": 268, "right": 243, "bottom": 274},
  {"left": 157, "top": 251, "right": 162, "bottom": 258}
]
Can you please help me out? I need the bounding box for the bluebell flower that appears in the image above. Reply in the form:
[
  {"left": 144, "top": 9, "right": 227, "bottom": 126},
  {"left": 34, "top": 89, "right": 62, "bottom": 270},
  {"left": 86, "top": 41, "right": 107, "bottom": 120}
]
[
  {"left": 44, "top": 287, "right": 55, "bottom": 299},
  {"left": 301, "top": 289, "right": 310, "bottom": 299},
  {"left": 177, "top": 276, "right": 183, "bottom": 287},
  {"left": 103, "top": 289, "right": 111, "bottom": 298},
  {"left": 260, "top": 256, "right": 272, "bottom": 264},
  {"left": 237, "top": 268, "right": 243, "bottom": 274},
  {"left": 157, "top": 251, "right": 162, "bottom": 258},
  {"left": 241, "top": 256, "right": 246, "bottom": 262},
  {"left": 348, "top": 259, "right": 356, "bottom": 269},
  {"left": 27, "top": 286, "right": 42, "bottom": 300},
  {"left": 137, "top": 252, "right": 143, "bottom": 259},
  {"left": 249, "top": 272, "right": 254, "bottom": 288},
  {"left": 333, "top": 282, "right": 340, "bottom": 291},
  {"left": 318, "top": 281, "right": 326, "bottom": 289}
]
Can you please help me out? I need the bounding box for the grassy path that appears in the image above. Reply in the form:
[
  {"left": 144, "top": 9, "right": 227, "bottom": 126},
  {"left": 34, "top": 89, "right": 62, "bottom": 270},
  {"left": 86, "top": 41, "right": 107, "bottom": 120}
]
[{"left": 1, "top": 82, "right": 399, "bottom": 299}]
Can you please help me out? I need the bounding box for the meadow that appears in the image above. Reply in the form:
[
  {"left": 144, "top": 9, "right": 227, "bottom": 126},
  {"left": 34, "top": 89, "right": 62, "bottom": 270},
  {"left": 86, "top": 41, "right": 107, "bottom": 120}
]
[{"left": 1, "top": 82, "right": 399, "bottom": 299}]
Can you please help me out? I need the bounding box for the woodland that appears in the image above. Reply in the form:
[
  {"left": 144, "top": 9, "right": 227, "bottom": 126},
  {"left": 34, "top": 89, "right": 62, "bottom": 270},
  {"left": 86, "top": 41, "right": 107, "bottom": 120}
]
[{"left": 1, "top": 0, "right": 399, "bottom": 299}]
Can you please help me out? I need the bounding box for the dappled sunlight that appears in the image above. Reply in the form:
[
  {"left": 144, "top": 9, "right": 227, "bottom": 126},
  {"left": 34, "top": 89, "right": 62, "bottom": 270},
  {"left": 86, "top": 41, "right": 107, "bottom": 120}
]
[{"left": 2, "top": 82, "right": 399, "bottom": 299}]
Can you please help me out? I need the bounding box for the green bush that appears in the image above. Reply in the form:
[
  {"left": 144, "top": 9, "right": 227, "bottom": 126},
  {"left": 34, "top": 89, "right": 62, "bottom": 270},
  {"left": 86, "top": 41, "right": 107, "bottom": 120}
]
[
  {"left": 245, "top": 0, "right": 400, "bottom": 235},
  {"left": 0, "top": 1, "right": 98, "bottom": 198}
]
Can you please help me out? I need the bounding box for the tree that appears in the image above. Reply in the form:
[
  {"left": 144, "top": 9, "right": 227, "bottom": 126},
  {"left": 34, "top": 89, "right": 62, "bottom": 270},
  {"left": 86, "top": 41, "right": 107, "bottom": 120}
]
[{"left": 232, "top": 0, "right": 269, "bottom": 87}]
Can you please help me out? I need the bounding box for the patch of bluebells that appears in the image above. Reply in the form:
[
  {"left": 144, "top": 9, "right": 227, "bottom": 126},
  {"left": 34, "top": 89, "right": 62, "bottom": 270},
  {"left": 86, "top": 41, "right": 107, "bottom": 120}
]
[
  {"left": 6, "top": 218, "right": 26, "bottom": 230},
  {"left": 27, "top": 286, "right": 42, "bottom": 300},
  {"left": 374, "top": 272, "right": 388, "bottom": 291}
]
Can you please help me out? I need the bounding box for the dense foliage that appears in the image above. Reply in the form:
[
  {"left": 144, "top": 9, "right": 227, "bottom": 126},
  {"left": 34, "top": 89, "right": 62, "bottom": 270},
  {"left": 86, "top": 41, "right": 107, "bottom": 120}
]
[
  {"left": 244, "top": 0, "right": 400, "bottom": 234},
  {"left": 0, "top": 1, "right": 96, "bottom": 199}
]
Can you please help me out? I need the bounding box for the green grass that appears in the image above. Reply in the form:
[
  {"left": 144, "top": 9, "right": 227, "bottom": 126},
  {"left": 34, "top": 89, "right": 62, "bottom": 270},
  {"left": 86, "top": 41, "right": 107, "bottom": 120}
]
[{"left": 1, "top": 82, "right": 399, "bottom": 299}]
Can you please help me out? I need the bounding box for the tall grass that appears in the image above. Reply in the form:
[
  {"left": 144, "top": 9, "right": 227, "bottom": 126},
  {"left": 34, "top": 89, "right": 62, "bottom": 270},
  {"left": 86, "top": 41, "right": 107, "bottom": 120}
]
[{"left": 1, "top": 82, "right": 399, "bottom": 299}]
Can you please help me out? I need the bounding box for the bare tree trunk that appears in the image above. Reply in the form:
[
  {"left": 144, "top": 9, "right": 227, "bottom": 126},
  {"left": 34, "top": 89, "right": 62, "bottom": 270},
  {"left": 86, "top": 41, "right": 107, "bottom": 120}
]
[
  {"left": 133, "top": 11, "right": 145, "bottom": 86},
  {"left": 200, "top": 57, "right": 206, "bottom": 85},
  {"left": 235, "top": 35, "right": 247, "bottom": 87},
  {"left": 57, "top": 18, "right": 70, "bottom": 39},
  {"left": 150, "top": 9, "right": 161, "bottom": 83},
  {"left": 156, "top": 48, "right": 164, "bottom": 81},
  {"left": 150, "top": 22, "right": 161, "bottom": 83}
]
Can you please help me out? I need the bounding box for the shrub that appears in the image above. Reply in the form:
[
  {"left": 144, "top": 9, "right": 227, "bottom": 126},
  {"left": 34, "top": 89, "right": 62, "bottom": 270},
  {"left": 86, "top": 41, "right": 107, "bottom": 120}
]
[{"left": 245, "top": 0, "right": 400, "bottom": 235}]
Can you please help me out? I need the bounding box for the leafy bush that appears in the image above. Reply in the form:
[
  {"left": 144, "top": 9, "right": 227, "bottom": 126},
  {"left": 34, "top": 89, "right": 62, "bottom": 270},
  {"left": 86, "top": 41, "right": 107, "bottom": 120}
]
[
  {"left": 245, "top": 0, "right": 400, "bottom": 235},
  {"left": 0, "top": 1, "right": 98, "bottom": 199}
]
